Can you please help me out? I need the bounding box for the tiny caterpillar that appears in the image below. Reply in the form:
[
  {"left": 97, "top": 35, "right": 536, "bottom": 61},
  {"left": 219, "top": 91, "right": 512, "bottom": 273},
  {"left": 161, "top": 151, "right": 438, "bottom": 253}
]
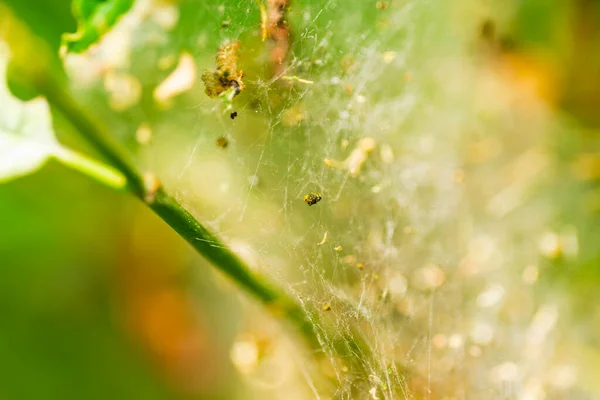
[{"left": 201, "top": 41, "right": 245, "bottom": 98}]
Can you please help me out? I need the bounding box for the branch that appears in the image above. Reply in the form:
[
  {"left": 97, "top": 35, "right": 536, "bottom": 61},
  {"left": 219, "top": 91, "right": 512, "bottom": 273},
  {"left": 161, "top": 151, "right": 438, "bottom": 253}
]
[{"left": 36, "top": 73, "right": 319, "bottom": 349}]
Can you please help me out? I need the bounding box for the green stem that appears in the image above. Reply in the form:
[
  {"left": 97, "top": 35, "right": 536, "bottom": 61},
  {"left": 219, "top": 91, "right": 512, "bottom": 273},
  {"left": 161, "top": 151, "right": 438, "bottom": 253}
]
[
  {"left": 53, "top": 146, "right": 127, "bottom": 190},
  {"left": 41, "top": 76, "right": 145, "bottom": 198},
  {"left": 150, "top": 190, "right": 318, "bottom": 342},
  {"left": 36, "top": 74, "right": 319, "bottom": 349}
]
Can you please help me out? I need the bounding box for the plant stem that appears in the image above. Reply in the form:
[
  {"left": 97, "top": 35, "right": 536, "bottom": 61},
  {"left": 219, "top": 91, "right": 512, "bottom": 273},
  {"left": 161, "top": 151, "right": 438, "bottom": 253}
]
[
  {"left": 37, "top": 74, "right": 319, "bottom": 349},
  {"left": 41, "top": 77, "right": 146, "bottom": 198},
  {"left": 149, "top": 189, "right": 317, "bottom": 341},
  {"left": 53, "top": 146, "right": 127, "bottom": 190}
]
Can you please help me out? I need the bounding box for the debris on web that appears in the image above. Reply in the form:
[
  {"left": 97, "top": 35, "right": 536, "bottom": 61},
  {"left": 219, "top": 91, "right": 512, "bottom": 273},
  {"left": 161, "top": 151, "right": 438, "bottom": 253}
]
[{"left": 201, "top": 41, "right": 245, "bottom": 99}]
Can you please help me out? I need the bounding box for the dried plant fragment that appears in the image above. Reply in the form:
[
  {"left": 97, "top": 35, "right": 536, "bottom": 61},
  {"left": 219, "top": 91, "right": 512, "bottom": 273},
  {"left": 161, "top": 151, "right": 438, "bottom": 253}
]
[
  {"left": 318, "top": 232, "right": 328, "bottom": 245},
  {"left": 324, "top": 137, "right": 377, "bottom": 177},
  {"left": 256, "top": 0, "right": 268, "bottom": 41},
  {"left": 201, "top": 41, "right": 245, "bottom": 99},
  {"left": 153, "top": 52, "right": 197, "bottom": 105},
  {"left": 143, "top": 172, "right": 161, "bottom": 204},
  {"left": 281, "top": 75, "right": 314, "bottom": 84}
]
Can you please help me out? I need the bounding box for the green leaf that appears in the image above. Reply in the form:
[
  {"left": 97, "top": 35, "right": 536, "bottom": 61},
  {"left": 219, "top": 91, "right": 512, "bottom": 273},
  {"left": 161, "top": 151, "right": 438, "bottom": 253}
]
[
  {"left": 0, "top": 45, "right": 127, "bottom": 188},
  {"left": 0, "top": 0, "right": 75, "bottom": 100},
  {"left": 63, "top": 0, "right": 135, "bottom": 53},
  {"left": 0, "top": 45, "right": 59, "bottom": 182},
  {"left": 0, "top": 0, "right": 76, "bottom": 55},
  {"left": 5, "top": 60, "right": 40, "bottom": 101}
]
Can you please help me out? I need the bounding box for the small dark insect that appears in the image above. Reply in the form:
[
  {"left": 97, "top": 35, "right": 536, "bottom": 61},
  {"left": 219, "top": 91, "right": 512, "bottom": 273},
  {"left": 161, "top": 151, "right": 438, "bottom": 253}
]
[
  {"left": 216, "top": 136, "right": 229, "bottom": 148},
  {"left": 220, "top": 19, "right": 231, "bottom": 29},
  {"left": 230, "top": 111, "right": 238, "bottom": 120},
  {"left": 304, "top": 192, "right": 322, "bottom": 206}
]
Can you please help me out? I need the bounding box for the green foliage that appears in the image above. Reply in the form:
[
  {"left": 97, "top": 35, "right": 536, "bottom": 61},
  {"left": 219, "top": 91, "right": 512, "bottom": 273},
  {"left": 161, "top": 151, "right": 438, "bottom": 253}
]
[
  {"left": 0, "top": 0, "right": 132, "bottom": 184},
  {"left": 0, "top": 47, "right": 126, "bottom": 188},
  {"left": 1, "top": 0, "right": 132, "bottom": 101},
  {"left": 63, "top": 0, "right": 134, "bottom": 53},
  {"left": 0, "top": 0, "right": 74, "bottom": 99},
  {"left": 0, "top": 47, "right": 59, "bottom": 182},
  {"left": 0, "top": 0, "right": 75, "bottom": 54}
]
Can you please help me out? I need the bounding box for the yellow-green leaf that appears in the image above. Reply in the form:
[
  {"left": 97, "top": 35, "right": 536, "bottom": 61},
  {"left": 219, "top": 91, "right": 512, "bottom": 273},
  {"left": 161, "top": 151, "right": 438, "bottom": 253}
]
[
  {"left": 0, "top": 45, "right": 58, "bottom": 182},
  {"left": 63, "top": 0, "right": 135, "bottom": 53}
]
